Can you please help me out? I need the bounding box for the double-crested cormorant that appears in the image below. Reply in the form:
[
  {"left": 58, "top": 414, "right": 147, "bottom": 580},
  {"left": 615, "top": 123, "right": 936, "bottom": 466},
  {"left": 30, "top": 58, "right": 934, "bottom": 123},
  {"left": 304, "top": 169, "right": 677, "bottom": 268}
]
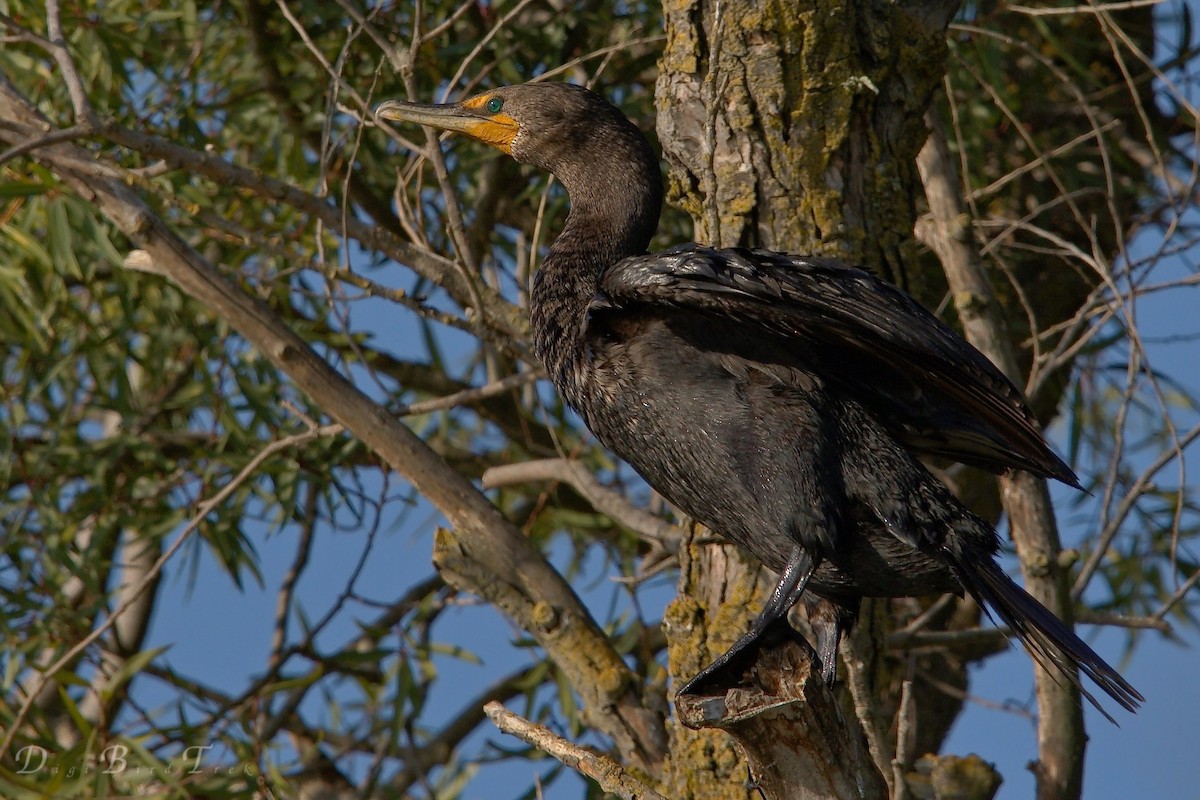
[{"left": 375, "top": 82, "right": 1141, "bottom": 715}]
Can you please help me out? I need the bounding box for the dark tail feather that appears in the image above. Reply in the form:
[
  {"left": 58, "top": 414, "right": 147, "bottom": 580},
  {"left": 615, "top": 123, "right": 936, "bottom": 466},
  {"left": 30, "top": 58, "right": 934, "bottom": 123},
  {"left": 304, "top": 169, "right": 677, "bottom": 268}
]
[{"left": 947, "top": 551, "right": 1143, "bottom": 722}]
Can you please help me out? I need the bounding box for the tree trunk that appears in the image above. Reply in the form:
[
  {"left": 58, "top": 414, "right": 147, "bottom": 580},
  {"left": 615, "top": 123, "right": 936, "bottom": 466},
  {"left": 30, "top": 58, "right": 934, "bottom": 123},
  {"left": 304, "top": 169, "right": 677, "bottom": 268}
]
[{"left": 656, "top": 1, "right": 961, "bottom": 797}]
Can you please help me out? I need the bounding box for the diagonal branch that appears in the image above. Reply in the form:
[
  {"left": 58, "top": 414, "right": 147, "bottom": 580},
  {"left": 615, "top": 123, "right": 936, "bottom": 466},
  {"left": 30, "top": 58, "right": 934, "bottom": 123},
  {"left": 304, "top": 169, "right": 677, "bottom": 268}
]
[
  {"left": 484, "top": 701, "right": 669, "bottom": 800},
  {"left": 482, "top": 458, "right": 683, "bottom": 548}
]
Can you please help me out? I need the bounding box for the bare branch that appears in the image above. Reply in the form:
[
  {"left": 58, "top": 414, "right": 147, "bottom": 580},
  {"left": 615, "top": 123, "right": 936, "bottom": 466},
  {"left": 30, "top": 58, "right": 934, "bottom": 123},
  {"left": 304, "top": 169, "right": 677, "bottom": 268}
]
[
  {"left": 917, "top": 668, "right": 1036, "bottom": 721},
  {"left": 1077, "top": 611, "right": 1172, "bottom": 634},
  {"left": 842, "top": 617, "right": 896, "bottom": 796},
  {"left": 482, "top": 458, "right": 682, "bottom": 548},
  {"left": 440, "top": 0, "right": 539, "bottom": 103},
  {"left": 1007, "top": 0, "right": 1166, "bottom": 14},
  {"left": 0, "top": 122, "right": 91, "bottom": 165},
  {"left": 261, "top": 482, "right": 321, "bottom": 742},
  {"left": 1154, "top": 566, "right": 1200, "bottom": 623},
  {"left": 398, "top": 370, "right": 542, "bottom": 418},
  {"left": 44, "top": 0, "right": 95, "bottom": 125},
  {"left": 892, "top": 680, "right": 915, "bottom": 800},
  {"left": 888, "top": 626, "right": 1009, "bottom": 652},
  {"left": 484, "top": 701, "right": 669, "bottom": 800}
]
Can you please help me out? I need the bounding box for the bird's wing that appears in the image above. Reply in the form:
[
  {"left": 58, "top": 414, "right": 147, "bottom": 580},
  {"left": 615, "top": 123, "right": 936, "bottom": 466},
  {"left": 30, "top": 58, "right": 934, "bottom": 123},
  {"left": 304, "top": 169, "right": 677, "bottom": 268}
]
[{"left": 593, "top": 244, "right": 1079, "bottom": 486}]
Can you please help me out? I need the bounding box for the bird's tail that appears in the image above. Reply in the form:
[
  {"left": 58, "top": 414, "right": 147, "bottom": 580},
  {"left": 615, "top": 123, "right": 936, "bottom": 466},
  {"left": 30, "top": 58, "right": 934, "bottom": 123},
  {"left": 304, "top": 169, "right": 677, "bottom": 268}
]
[{"left": 945, "top": 548, "right": 1143, "bottom": 722}]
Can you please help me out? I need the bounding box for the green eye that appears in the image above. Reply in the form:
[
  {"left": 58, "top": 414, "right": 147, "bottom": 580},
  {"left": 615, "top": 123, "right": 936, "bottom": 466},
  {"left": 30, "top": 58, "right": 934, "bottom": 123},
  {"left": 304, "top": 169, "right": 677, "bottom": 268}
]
[{"left": 485, "top": 96, "right": 504, "bottom": 114}]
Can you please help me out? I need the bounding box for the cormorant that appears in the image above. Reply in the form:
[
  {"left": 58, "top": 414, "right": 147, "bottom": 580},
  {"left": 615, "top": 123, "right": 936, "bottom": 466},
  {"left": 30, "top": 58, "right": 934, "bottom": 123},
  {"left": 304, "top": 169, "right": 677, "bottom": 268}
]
[{"left": 375, "top": 82, "right": 1141, "bottom": 716}]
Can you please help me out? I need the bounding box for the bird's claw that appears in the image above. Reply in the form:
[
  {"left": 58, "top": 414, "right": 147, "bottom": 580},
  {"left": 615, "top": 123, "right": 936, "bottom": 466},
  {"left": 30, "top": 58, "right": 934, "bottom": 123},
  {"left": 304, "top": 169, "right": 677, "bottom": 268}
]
[{"left": 677, "top": 617, "right": 819, "bottom": 697}]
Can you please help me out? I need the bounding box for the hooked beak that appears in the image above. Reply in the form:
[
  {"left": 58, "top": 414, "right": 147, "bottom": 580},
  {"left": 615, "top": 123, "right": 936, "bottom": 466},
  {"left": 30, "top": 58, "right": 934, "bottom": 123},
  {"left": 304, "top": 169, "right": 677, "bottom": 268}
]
[
  {"left": 375, "top": 99, "right": 482, "bottom": 133},
  {"left": 375, "top": 98, "right": 518, "bottom": 155}
]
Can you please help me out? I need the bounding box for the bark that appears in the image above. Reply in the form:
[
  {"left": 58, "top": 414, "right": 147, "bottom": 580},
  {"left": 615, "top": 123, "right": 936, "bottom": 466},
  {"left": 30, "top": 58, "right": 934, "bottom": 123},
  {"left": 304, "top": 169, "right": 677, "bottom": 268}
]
[
  {"left": 655, "top": 2, "right": 959, "bottom": 796},
  {"left": 661, "top": 534, "right": 838, "bottom": 799},
  {"left": 657, "top": 0, "right": 957, "bottom": 281},
  {"left": 674, "top": 637, "right": 887, "bottom": 800}
]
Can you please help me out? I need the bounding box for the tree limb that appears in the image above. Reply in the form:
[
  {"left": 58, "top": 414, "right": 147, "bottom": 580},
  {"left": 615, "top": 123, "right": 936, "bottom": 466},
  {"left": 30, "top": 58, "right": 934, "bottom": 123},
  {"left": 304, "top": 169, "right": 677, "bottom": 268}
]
[
  {"left": 673, "top": 638, "right": 887, "bottom": 800},
  {"left": 485, "top": 701, "right": 670, "bottom": 800},
  {"left": 917, "top": 109, "right": 1085, "bottom": 800},
  {"left": 482, "top": 458, "right": 683, "bottom": 549}
]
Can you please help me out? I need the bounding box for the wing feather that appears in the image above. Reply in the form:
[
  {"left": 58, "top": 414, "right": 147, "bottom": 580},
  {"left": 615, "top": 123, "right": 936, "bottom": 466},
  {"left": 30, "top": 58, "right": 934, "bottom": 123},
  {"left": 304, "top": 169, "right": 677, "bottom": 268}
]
[{"left": 594, "top": 244, "right": 1079, "bottom": 486}]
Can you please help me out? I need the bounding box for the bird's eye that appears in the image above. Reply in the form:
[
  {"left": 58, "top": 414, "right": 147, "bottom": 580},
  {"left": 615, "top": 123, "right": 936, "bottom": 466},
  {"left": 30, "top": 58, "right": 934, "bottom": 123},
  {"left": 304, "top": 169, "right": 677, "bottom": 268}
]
[{"left": 485, "top": 96, "right": 504, "bottom": 114}]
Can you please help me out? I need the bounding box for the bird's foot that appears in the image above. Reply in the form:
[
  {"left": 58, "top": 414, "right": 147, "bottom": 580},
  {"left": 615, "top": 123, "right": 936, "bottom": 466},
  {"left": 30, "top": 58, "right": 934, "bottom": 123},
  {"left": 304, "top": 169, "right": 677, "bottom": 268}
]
[{"left": 677, "top": 617, "right": 817, "bottom": 698}]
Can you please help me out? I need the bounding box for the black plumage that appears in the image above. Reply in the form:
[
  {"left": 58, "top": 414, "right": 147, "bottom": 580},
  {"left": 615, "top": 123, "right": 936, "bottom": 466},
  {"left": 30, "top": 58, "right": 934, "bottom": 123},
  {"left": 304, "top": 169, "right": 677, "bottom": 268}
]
[{"left": 376, "top": 82, "right": 1141, "bottom": 716}]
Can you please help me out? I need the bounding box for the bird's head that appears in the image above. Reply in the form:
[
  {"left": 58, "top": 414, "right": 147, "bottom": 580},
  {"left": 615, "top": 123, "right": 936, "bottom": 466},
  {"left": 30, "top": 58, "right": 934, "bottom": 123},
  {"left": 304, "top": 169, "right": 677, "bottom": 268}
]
[
  {"left": 376, "top": 81, "right": 662, "bottom": 252},
  {"left": 376, "top": 86, "right": 523, "bottom": 156},
  {"left": 375, "top": 83, "right": 652, "bottom": 179}
]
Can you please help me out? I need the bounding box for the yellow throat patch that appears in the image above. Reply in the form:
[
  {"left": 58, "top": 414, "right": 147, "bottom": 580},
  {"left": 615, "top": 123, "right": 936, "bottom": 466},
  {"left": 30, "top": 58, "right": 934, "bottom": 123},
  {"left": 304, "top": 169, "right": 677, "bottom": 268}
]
[{"left": 462, "top": 96, "right": 518, "bottom": 154}]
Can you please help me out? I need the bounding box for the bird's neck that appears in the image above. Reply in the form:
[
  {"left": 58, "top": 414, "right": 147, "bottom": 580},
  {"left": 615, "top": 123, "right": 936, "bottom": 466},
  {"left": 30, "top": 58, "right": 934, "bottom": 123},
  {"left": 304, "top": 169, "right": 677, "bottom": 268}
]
[
  {"left": 528, "top": 212, "right": 622, "bottom": 391},
  {"left": 530, "top": 163, "right": 662, "bottom": 389}
]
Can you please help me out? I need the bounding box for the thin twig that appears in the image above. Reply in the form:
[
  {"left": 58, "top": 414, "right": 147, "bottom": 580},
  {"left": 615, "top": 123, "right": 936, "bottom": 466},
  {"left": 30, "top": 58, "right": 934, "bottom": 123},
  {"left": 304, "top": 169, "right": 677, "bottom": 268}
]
[
  {"left": 0, "top": 11, "right": 51, "bottom": 46},
  {"left": 1153, "top": 565, "right": 1200, "bottom": 623},
  {"left": 0, "top": 122, "right": 91, "bottom": 165},
  {"left": 1007, "top": 0, "right": 1165, "bottom": 14},
  {"left": 1072, "top": 421, "right": 1200, "bottom": 598},
  {"left": 1076, "top": 610, "right": 1172, "bottom": 633},
  {"left": 917, "top": 669, "right": 1036, "bottom": 722},
  {"left": 893, "top": 680, "right": 915, "bottom": 800},
  {"left": 441, "top": 0, "right": 539, "bottom": 103},
  {"left": 890, "top": 593, "right": 957, "bottom": 642},
  {"left": 257, "top": 482, "right": 320, "bottom": 741},
  {"left": 482, "top": 458, "right": 682, "bottom": 548},
  {"left": 45, "top": 0, "right": 96, "bottom": 125},
  {"left": 484, "top": 701, "right": 669, "bottom": 800},
  {"left": 842, "top": 621, "right": 897, "bottom": 796},
  {"left": 888, "top": 626, "right": 1009, "bottom": 652},
  {"left": 396, "top": 370, "right": 543, "bottom": 417},
  {"left": 536, "top": 34, "right": 666, "bottom": 84},
  {"left": 420, "top": 0, "right": 477, "bottom": 43}
]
